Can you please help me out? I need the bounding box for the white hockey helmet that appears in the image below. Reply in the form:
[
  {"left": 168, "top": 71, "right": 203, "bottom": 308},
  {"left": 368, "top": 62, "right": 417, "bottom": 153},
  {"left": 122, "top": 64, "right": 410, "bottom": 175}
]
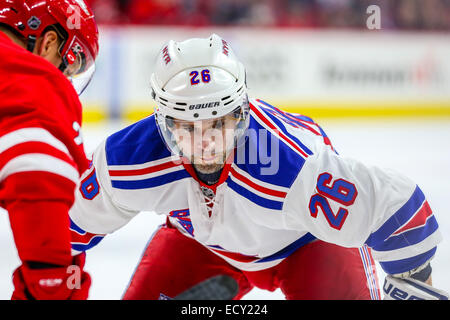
[{"left": 150, "top": 34, "right": 250, "bottom": 159}]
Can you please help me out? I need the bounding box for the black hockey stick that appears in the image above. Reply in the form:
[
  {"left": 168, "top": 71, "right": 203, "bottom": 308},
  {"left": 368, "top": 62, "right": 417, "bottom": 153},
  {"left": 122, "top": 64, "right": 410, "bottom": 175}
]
[{"left": 158, "top": 275, "right": 238, "bottom": 300}]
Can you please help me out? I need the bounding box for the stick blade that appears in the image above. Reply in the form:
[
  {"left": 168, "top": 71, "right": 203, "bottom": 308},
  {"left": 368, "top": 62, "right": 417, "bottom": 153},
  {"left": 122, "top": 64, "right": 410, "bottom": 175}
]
[{"left": 174, "top": 275, "right": 239, "bottom": 300}]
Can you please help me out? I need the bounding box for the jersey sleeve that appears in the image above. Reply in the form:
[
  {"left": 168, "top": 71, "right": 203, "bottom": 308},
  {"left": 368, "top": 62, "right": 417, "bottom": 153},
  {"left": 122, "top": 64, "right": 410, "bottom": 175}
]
[
  {"left": 283, "top": 143, "right": 443, "bottom": 275},
  {"left": 69, "top": 140, "right": 140, "bottom": 254},
  {"left": 0, "top": 127, "right": 82, "bottom": 265}
]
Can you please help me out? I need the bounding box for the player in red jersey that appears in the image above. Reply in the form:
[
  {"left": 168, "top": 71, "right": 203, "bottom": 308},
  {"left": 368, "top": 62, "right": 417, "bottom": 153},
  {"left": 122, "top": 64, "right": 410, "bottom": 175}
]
[{"left": 0, "top": 0, "right": 98, "bottom": 300}]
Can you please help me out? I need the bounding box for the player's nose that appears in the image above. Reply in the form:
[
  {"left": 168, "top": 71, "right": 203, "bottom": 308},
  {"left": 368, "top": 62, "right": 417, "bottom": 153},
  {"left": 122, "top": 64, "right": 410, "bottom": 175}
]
[{"left": 202, "top": 138, "right": 214, "bottom": 149}]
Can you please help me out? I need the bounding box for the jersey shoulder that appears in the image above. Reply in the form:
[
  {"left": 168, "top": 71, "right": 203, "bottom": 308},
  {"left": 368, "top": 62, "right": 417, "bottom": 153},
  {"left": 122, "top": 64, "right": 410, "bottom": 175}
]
[
  {"left": 0, "top": 33, "right": 78, "bottom": 103},
  {"left": 105, "top": 114, "right": 171, "bottom": 166},
  {"left": 228, "top": 100, "right": 313, "bottom": 199},
  {"left": 102, "top": 115, "right": 190, "bottom": 194},
  {"left": 232, "top": 99, "right": 333, "bottom": 191},
  {"left": 249, "top": 98, "right": 334, "bottom": 152},
  {"left": 0, "top": 34, "right": 86, "bottom": 172},
  {"left": 0, "top": 33, "right": 82, "bottom": 128}
]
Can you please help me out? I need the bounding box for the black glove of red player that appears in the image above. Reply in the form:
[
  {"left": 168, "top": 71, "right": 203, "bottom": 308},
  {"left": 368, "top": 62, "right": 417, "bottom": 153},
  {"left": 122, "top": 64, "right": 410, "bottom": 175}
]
[{"left": 11, "top": 253, "right": 91, "bottom": 300}]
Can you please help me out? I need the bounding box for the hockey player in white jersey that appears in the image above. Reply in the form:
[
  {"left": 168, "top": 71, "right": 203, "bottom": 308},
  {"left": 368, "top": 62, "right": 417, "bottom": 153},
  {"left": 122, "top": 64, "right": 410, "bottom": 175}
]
[{"left": 70, "top": 34, "right": 447, "bottom": 300}]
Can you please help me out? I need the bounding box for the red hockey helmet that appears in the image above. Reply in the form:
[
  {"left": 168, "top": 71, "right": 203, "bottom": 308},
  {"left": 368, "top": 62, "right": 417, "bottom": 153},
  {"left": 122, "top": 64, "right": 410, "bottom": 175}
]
[{"left": 0, "top": 0, "right": 99, "bottom": 94}]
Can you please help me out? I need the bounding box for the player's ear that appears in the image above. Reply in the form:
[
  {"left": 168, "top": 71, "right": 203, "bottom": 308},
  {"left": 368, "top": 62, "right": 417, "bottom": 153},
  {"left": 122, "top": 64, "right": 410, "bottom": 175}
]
[{"left": 35, "top": 30, "right": 62, "bottom": 67}]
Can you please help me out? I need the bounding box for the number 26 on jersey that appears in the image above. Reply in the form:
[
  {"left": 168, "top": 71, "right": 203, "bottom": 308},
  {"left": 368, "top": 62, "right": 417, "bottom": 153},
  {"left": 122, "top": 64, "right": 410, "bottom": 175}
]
[{"left": 308, "top": 172, "right": 358, "bottom": 230}]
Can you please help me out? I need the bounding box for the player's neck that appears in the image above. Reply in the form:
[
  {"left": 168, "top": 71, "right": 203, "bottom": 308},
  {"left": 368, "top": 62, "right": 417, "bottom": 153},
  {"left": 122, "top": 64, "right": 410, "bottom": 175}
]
[
  {"left": 194, "top": 167, "right": 223, "bottom": 186},
  {"left": 0, "top": 29, "right": 27, "bottom": 49}
]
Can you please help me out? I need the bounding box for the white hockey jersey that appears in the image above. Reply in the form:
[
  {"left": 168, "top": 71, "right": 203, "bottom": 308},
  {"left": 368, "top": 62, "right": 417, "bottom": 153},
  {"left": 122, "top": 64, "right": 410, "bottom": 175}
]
[{"left": 69, "top": 99, "right": 442, "bottom": 278}]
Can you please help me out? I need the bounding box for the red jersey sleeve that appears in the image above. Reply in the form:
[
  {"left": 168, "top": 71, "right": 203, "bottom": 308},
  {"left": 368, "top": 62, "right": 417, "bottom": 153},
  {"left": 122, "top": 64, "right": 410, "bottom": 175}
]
[{"left": 0, "top": 32, "right": 89, "bottom": 265}]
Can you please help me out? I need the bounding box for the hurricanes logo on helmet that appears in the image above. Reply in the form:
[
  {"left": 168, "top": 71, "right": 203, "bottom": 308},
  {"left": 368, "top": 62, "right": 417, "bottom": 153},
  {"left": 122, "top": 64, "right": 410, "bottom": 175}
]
[
  {"left": 73, "top": 42, "right": 83, "bottom": 54},
  {"left": 66, "top": 42, "right": 83, "bottom": 64}
]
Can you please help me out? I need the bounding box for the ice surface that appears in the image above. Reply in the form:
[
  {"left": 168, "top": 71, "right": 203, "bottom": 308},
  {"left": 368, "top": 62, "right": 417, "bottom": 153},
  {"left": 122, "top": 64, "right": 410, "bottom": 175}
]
[{"left": 1, "top": 118, "right": 449, "bottom": 300}]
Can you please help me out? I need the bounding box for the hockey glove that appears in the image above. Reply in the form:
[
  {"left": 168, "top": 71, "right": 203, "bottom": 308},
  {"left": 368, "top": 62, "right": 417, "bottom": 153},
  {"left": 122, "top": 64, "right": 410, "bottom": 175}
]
[
  {"left": 383, "top": 275, "right": 449, "bottom": 300},
  {"left": 11, "top": 253, "right": 91, "bottom": 300}
]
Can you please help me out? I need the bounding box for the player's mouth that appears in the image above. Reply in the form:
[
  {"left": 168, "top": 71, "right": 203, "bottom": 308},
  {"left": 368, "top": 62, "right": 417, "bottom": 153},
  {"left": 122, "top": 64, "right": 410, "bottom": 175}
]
[
  {"left": 193, "top": 151, "right": 224, "bottom": 164},
  {"left": 201, "top": 155, "right": 217, "bottom": 162}
]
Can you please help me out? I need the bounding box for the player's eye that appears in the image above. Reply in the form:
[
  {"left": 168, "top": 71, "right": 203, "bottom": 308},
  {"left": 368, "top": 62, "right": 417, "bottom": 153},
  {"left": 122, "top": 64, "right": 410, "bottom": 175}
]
[
  {"left": 181, "top": 124, "right": 195, "bottom": 132},
  {"left": 232, "top": 106, "right": 242, "bottom": 119},
  {"left": 212, "top": 119, "right": 224, "bottom": 129}
]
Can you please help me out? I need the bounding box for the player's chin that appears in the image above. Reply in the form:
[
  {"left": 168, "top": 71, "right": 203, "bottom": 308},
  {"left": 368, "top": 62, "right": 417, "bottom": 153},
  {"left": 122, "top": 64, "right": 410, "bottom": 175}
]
[{"left": 192, "top": 156, "right": 226, "bottom": 174}]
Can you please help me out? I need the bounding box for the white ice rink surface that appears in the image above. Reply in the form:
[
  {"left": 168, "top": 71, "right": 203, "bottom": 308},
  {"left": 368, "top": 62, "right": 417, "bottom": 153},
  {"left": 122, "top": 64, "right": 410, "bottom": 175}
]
[{"left": 1, "top": 118, "right": 449, "bottom": 300}]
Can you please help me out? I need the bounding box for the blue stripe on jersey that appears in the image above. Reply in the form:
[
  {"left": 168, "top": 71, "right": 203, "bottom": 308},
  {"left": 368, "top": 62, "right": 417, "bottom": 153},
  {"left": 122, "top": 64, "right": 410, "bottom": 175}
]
[
  {"left": 286, "top": 113, "right": 315, "bottom": 123},
  {"left": 259, "top": 101, "right": 318, "bottom": 135},
  {"left": 72, "top": 236, "right": 105, "bottom": 252},
  {"left": 106, "top": 115, "right": 171, "bottom": 166},
  {"left": 208, "top": 245, "right": 223, "bottom": 250},
  {"left": 275, "top": 104, "right": 339, "bottom": 155},
  {"left": 365, "top": 186, "right": 426, "bottom": 248},
  {"left": 226, "top": 178, "right": 284, "bottom": 210},
  {"left": 111, "top": 169, "right": 191, "bottom": 189},
  {"left": 370, "top": 216, "right": 439, "bottom": 252},
  {"left": 70, "top": 219, "right": 85, "bottom": 234},
  {"left": 281, "top": 111, "right": 331, "bottom": 143},
  {"left": 257, "top": 233, "right": 316, "bottom": 263},
  {"left": 70, "top": 219, "right": 105, "bottom": 252},
  {"left": 379, "top": 247, "right": 437, "bottom": 275},
  {"left": 256, "top": 100, "right": 313, "bottom": 156},
  {"left": 234, "top": 112, "right": 306, "bottom": 189}
]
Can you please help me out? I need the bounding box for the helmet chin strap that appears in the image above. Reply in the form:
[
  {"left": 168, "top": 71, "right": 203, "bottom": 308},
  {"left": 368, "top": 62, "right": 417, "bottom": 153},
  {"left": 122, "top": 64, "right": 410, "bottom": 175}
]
[
  {"left": 26, "top": 35, "right": 37, "bottom": 53},
  {"left": 58, "top": 58, "right": 68, "bottom": 73}
]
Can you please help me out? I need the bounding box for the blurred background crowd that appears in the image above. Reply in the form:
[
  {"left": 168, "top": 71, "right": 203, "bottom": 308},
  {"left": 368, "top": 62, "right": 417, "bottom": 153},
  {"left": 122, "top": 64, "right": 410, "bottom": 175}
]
[{"left": 87, "top": 0, "right": 450, "bottom": 30}]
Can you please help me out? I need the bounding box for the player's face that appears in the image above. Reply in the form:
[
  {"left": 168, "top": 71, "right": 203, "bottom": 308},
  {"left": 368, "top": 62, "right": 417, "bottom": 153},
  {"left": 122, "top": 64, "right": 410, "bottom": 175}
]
[
  {"left": 170, "top": 115, "right": 239, "bottom": 173},
  {"left": 36, "top": 30, "right": 90, "bottom": 92}
]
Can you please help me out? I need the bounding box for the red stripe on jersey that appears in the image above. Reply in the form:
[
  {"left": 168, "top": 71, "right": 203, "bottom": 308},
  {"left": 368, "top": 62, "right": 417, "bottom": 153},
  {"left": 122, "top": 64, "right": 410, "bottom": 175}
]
[
  {"left": 250, "top": 104, "right": 310, "bottom": 158},
  {"left": 254, "top": 99, "right": 335, "bottom": 151},
  {"left": 323, "top": 136, "right": 334, "bottom": 149},
  {"left": 392, "top": 201, "right": 433, "bottom": 236},
  {"left": 283, "top": 113, "right": 321, "bottom": 136},
  {"left": 254, "top": 100, "right": 321, "bottom": 136},
  {"left": 230, "top": 167, "right": 287, "bottom": 198},
  {"left": 279, "top": 110, "right": 335, "bottom": 151},
  {"left": 0, "top": 141, "right": 77, "bottom": 170},
  {"left": 108, "top": 160, "right": 183, "bottom": 177}
]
